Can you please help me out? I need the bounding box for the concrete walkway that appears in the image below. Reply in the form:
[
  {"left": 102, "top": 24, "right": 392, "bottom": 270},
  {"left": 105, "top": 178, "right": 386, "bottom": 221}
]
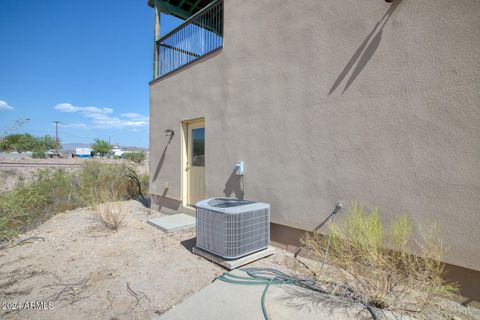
[
  {"left": 154, "top": 270, "right": 374, "bottom": 320},
  {"left": 147, "top": 213, "right": 196, "bottom": 232}
]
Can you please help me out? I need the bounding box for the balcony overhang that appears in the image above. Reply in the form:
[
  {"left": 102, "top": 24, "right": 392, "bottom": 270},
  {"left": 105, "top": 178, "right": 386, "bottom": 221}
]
[{"left": 148, "top": 0, "right": 214, "bottom": 20}]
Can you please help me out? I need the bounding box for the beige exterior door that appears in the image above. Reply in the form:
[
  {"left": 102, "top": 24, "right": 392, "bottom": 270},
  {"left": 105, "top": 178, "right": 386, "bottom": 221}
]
[{"left": 186, "top": 120, "right": 205, "bottom": 206}]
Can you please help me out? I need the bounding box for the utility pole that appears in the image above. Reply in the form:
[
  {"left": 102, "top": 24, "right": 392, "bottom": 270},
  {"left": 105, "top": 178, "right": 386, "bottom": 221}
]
[{"left": 53, "top": 121, "right": 60, "bottom": 155}]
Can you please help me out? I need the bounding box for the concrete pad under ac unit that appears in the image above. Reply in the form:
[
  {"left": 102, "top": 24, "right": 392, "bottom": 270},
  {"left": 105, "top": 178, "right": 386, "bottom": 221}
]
[
  {"left": 192, "top": 246, "right": 275, "bottom": 270},
  {"left": 147, "top": 214, "right": 196, "bottom": 232}
]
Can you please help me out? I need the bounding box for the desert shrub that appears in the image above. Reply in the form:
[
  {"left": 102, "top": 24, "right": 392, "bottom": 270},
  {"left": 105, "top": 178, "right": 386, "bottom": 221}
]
[
  {"left": 0, "top": 162, "right": 148, "bottom": 243},
  {"left": 32, "top": 149, "right": 46, "bottom": 159},
  {"left": 94, "top": 203, "right": 125, "bottom": 231},
  {"left": 301, "top": 202, "right": 457, "bottom": 315},
  {"left": 0, "top": 170, "right": 79, "bottom": 242},
  {"left": 78, "top": 161, "right": 123, "bottom": 204},
  {"left": 78, "top": 161, "right": 147, "bottom": 205},
  {"left": 124, "top": 151, "right": 145, "bottom": 164},
  {"left": 139, "top": 172, "right": 149, "bottom": 196}
]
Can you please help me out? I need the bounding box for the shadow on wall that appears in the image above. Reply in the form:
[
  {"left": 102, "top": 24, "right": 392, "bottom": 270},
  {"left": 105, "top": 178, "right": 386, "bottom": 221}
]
[
  {"left": 329, "top": 0, "right": 403, "bottom": 95},
  {"left": 151, "top": 134, "right": 182, "bottom": 211},
  {"left": 152, "top": 134, "right": 174, "bottom": 182},
  {"left": 151, "top": 189, "right": 182, "bottom": 211},
  {"left": 223, "top": 168, "right": 244, "bottom": 200}
]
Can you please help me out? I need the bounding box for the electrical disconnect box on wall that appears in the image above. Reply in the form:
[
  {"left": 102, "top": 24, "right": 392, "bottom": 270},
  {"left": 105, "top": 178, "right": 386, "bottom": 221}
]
[{"left": 235, "top": 161, "right": 244, "bottom": 176}]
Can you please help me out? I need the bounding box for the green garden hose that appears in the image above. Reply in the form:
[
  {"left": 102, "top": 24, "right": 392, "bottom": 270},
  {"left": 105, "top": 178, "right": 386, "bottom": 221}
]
[
  {"left": 215, "top": 268, "right": 327, "bottom": 320},
  {"left": 214, "top": 267, "right": 379, "bottom": 320}
]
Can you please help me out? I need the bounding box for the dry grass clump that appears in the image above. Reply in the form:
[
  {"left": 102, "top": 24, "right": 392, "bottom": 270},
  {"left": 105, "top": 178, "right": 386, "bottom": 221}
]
[
  {"left": 78, "top": 161, "right": 149, "bottom": 206},
  {"left": 301, "top": 202, "right": 457, "bottom": 315},
  {"left": 94, "top": 203, "right": 126, "bottom": 231},
  {"left": 124, "top": 151, "right": 146, "bottom": 164}
]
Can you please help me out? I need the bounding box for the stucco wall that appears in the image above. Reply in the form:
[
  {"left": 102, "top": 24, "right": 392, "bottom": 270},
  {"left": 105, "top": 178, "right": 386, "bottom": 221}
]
[{"left": 150, "top": 0, "right": 480, "bottom": 271}]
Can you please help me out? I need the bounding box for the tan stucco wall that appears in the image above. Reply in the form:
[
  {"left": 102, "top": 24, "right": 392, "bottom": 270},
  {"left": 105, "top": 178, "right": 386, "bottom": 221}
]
[{"left": 150, "top": 0, "right": 480, "bottom": 272}]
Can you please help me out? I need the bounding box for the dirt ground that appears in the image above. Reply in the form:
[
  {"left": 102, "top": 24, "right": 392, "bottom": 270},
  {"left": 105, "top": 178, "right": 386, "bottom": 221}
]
[{"left": 0, "top": 201, "right": 294, "bottom": 320}]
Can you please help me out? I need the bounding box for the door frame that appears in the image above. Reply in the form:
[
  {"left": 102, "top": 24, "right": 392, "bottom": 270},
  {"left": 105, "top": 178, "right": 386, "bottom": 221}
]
[{"left": 181, "top": 118, "right": 205, "bottom": 208}]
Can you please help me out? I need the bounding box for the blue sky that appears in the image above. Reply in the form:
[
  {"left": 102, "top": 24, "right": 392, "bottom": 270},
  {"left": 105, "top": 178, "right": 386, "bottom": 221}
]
[{"left": 0, "top": 0, "right": 182, "bottom": 147}]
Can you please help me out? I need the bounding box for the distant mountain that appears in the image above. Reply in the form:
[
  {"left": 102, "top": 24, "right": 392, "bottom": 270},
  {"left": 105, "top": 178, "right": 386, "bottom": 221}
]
[{"left": 121, "top": 146, "right": 149, "bottom": 151}]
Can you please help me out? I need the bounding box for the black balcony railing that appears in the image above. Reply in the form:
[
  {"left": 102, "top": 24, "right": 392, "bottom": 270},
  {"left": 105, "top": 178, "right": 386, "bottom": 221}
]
[{"left": 155, "top": 0, "right": 223, "bottom": 79}]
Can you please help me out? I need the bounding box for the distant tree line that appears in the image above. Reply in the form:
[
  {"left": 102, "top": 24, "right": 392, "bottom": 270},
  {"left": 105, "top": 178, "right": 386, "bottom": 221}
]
[
  {"left": 90, "top": 139, "right": 145, "bottom": 163},
  {"left": 0, "top": 134, "right": 58, "bottom": 156}
]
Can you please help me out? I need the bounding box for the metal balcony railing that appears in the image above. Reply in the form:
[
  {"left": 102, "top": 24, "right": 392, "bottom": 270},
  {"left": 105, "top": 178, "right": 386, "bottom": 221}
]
[{"left": 155, "top": 0, "right": 223, "bottom": 79}]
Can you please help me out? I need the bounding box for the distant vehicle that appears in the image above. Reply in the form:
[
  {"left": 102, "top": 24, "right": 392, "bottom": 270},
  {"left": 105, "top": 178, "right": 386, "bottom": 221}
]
[
  {"left": 75, "top": 148, "right": 92, "bottom": 158},
  {"left": 46, "top": 150, "right": 62, "bottom": 158},
  {"left": 112, "top": 146, "right": 124, "bottom": 158}
]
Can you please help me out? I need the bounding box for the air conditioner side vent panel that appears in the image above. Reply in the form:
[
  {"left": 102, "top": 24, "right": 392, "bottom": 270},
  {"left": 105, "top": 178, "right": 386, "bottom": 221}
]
[{"left": 196, "top": 198, "right": 270, "bottom": 259}]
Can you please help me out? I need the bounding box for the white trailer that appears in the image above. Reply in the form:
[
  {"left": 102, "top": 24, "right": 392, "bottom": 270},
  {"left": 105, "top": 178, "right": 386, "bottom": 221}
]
[{"left": 75, "top": 148, "right": 92, "bottom": 158}]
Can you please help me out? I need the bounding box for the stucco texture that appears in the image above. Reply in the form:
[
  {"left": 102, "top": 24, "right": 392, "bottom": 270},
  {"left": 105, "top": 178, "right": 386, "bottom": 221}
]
[{"left": 149, "top": 0, "right": 480, "bottom": 271}]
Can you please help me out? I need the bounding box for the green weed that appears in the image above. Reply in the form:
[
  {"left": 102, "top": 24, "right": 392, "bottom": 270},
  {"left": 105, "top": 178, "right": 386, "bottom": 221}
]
[{"left": 301, "top": 201, "right": 457, "bottom": 313}]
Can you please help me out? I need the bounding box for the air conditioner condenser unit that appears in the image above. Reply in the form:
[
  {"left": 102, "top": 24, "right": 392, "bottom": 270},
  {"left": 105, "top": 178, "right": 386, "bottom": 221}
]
[{"left": 196, "top": 198, "right": 270, "bottom": 259}]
